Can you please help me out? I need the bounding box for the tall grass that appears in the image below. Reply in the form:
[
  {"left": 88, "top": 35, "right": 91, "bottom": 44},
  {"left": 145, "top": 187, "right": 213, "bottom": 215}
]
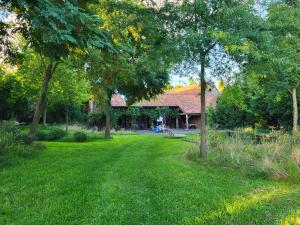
[
  {"left": 186, "top": 130, "right": 300, "bottom": 182},
  {"left": 0, "top": 121, "right": 20, "bottom": 155},
  {"left": 0, "top": 121, "right": 44, "bottom": 167}
]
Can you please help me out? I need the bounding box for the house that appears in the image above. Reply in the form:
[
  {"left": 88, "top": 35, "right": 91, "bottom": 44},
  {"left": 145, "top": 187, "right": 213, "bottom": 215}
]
[{"left": 108, "top": 84, "right": 219, "bottom": 130}]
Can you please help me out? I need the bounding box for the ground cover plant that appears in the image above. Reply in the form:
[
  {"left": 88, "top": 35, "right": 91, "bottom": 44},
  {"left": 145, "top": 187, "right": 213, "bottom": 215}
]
[
  {"left": 1, "top": 135, "right": 300, "bottom": 225},
  {"left": 20, "top": 124, "right": 138, "bottom": 142}
]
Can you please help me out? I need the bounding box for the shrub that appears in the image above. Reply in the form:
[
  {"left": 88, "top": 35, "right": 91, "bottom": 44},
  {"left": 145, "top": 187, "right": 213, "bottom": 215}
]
[
  {"left": 19, "top": 134, "right": 35, "bottom": 145},
  {"left": 35, "top": 130, "right": 48, "bottom": 141},
  {"left": 45, "top": 128, "right": 66, "bottom": 141},
  {"left": 74, "top": 132, "right": 87, "bottom": 142}
]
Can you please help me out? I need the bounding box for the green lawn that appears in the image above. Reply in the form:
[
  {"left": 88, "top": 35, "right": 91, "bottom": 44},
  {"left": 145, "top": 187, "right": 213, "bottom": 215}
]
[{"left": 1, "top": 135, "right": 300, "bottom": 225}]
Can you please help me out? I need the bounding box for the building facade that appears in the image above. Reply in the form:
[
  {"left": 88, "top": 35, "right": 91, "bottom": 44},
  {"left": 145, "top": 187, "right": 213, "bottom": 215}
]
[{"left": 106, "top": 84, "right": 219, "bottom": 130}]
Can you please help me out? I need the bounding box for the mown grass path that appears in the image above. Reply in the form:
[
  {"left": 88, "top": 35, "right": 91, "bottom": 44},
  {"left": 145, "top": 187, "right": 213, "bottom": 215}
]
[{"left": 1, "top": 135, "right": 300, "bottom": 224}]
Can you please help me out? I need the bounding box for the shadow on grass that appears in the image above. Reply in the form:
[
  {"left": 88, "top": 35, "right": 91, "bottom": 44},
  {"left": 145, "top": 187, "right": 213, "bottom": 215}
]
[
  {"left": 0, "top": 144, "right": 45, "bottom": 169},
  {"left": 180, "top": 185, "right": 300, "bottom": 225}
]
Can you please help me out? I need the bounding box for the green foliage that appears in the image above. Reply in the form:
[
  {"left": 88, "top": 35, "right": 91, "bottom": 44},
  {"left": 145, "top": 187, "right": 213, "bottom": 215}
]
[
  {"left": 35, "top": 130, "right": 48, "bottom": 141},
  {"left": 74, "top": 132, "right": 88, "bottom": 142},
  {"left": 208, "top": 85, "right": 255, "bottom": 129},
  {"left": 1, "top": 0, "right": 113, "bottom": 61},
  {"left": 109, "top": 106, "right": 179, "bottom": 128},
  {"left": 243, "top": 1, "right": 300, "bottom": 130},
  {"left": 214, "top": 99, "right": 254, "bottom": 129},
  {"left": 207, "top": 106, "right": 216, "bottom": 128},
  {"left": 46, "top": 102, "right": 88, "bottom": 124},
  {"left": 0, "top": 74, "right": 31, "bottom": 121},
  {"left": 155, "top": 107, "right": 179, "bottom": 119},
  {"left": 140, "top": 108, "right": 158, "bottom": 124},
  {"left": 35, "top": 126, "right": 66, "bottom": 141},
  {"left": 0, "top": 121, "right": 42, "bottom": 158},
  {"left": 44, "top": 128, "right": 66, "bottom": 141},
  {"left": 126, "top": 106, "right": 141, "bottom": 126},
  {"left": 163, "top": 0, "right": 261, "bottom": 74},
  {"left": 85, "top": 0, "right": 175, "bottom": 116},
  {"left": 211, "top": 76, "right": 297, "bottom": 129},
  {"left": 110, "top": 109, "right": 126, "bottom": 127},
  {"left": 0, "top": 121, "right": 21, "bottom": 155},
  {"left": 48, "top": 58, "right": 91, "bottom": 124},
  {"left": 19, "top": 134, "right": 35, "bottom": 145},
  {"left": 87, "top": 112, "right": 106, "bottom": 127}
]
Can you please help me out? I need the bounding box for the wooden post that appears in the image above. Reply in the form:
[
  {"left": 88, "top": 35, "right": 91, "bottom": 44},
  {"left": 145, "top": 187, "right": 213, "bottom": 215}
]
[
  {"left": 176, "top": 117, "right": 179, "bottom": 129},
  {"left": 185, "top": 114, "right": 189, "bottom": 130}
]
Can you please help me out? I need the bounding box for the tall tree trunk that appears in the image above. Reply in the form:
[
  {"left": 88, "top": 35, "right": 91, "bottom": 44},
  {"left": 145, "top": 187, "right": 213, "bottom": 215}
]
[
  {"left": 28, "top": 63, "right": 53, "bottom": 137},
  {"left": 105, "top": 96, "right": 111, "bottom": 138},
  {"left": 292, "top": 87, "right": 298, "bottom": 133},
  {"left": 65, "top": 106, "right": 69, "bottom": 133},
  {"left": 200, "top": 55, "right": 207, "bottom": 158},
  {"left": 43, "top": 106, "right": 47, "bottom": 125}
]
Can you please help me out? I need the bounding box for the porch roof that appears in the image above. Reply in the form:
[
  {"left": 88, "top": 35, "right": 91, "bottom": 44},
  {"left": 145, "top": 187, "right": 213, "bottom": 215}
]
[{"left": 111, "top": 85, "right": 218, "bottom": 114}]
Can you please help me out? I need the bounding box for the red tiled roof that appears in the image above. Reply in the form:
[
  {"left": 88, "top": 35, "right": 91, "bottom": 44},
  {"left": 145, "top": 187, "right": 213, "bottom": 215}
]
[
  {"left": 111, "top": 85, "right": 218, "bottom": 114},
  {"left": 111, "top": 95, "right": 126, "bottom": 107}
]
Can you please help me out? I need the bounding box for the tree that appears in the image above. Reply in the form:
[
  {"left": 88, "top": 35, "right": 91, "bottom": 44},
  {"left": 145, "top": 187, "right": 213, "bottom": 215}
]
[
  {"left": 210, "top": 72, "right": 296, "bottom": 130},
  {"left": 211, "top": 84, "right": 255, "bottom": 129},
  {"left": 163, "top": 0, "right": 261, "bottom": 157},
  {"left": 0, "top": 49, "right": 42, "bottom": 122},
  {"left": 1, "top": 0, "right": 112, "bottom": 136},
  {"left": 261, "top": 1, "right": 300, "bottom": 133},
  {"left": 84, "top": 0, "right": 175, "bottom": 138},
  {"left": 48, "top": 59, "right": 90, "bottom": 132},
  {"left": 243, "top": 0, "right": 300, "bottom": 133}
]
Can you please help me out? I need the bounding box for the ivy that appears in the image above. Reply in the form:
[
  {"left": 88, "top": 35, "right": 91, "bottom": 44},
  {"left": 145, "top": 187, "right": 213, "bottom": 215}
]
[
  {"left": 111, "top": 108, "right": 127, "bottom": 127},
  {"left": 111, "top": 106, "right": 179, "bottom": 128}
]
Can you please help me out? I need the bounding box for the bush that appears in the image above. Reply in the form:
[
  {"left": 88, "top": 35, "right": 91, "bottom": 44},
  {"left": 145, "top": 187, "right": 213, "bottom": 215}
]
[
  {"left": 45, "top": 128, "right": 66, "bottom": 141},
  {"left": 19, "top": 134, "right": 35, "bottom": 145},
  {"left": 74, "top": 132, "right": 87, "bottom": 142},
  {"left": 35, "top": 130, "right": 48, "bottom": 141}
]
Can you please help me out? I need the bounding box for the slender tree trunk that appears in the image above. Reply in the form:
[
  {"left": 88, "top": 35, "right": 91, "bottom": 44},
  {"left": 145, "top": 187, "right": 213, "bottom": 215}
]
[
  {"left": 28, "top": 64, "right": 53, "bottom": 137},
  {"left": 200, "top": 55, "right": 207, "bottom": 158},
  {"left": 65, "top": 107, "right": 69, "bottom": 133},
  {"left": 105, "top": 96, "right": 111, "bottom": 138},
  {"left": 292, "top": 87, "right": 298, "bottom": 133},
  {"left": 43, "top": 106, "right": 47, "bottom": 125}
]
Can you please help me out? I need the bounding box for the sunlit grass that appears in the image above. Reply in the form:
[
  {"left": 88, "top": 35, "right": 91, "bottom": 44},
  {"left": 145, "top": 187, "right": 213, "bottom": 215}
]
[
  {"left": 1, "top": 135, "right": 300, "bottom": 224},
  {"left": 280, "top": 209, "right": 300, "bottom": 225}
]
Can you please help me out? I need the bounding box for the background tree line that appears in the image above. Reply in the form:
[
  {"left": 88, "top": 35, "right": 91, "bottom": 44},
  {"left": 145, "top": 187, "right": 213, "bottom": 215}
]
[{"left": 0, "top": 0, "right": 299, "bottom": 158}]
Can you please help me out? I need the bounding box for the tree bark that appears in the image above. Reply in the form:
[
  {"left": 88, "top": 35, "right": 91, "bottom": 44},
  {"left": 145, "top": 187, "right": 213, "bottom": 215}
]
[
  {"left": 292, "top": 87, "right": 298, "bottom": 133},
  {"left": 200, "top": 55, "right": 207, "bottom": 158},
  {"left": 28, "top": 63, "right": 53, "bottom": 137},
  {"left": 43, "top": 108, "right": 47, "bottom": 125},
  {"left": 65, "top": 107, "right": 69, "bottom": 133},
  {"left": 105, "top": 95, "right": 112, "bottom": 138}
]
